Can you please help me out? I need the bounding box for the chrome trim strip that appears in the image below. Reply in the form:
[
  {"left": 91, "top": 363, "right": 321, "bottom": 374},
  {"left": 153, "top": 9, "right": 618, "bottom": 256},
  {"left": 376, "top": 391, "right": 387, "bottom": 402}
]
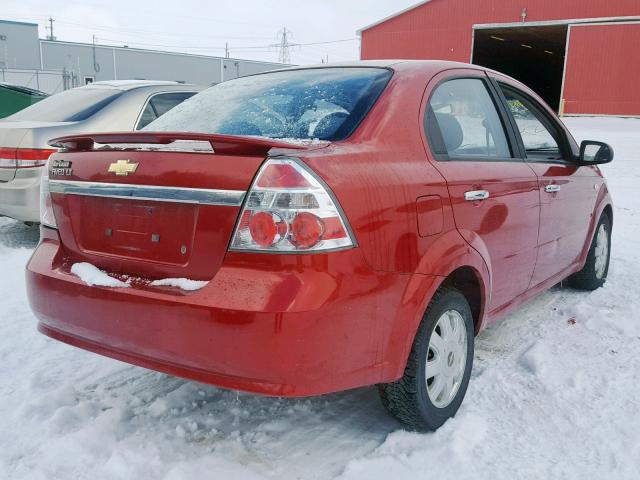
[{"left": 49, "top": 180, "right": 245, "bottom": 206}]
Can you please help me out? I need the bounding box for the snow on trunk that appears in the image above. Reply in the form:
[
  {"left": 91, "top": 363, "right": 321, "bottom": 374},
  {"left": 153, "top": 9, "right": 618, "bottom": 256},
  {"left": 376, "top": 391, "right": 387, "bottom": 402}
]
[
  {"left": 71, "top": 262, "right": 130, "bottom": 288},
  {"left": 150, "top": 278, "right": 209, "bottom": 291}
]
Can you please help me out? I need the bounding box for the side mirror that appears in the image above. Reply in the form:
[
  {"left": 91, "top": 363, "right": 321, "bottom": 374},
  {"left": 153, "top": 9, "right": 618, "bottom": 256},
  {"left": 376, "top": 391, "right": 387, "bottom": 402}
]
[{"left": 579, "top": 140, "right": 613, "bottom": 165}]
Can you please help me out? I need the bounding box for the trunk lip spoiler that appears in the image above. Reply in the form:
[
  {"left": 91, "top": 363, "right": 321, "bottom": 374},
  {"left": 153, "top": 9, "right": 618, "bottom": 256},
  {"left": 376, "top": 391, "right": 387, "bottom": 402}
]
[{"left": 48, "top": 132, "right": 327, "bottom": 156}]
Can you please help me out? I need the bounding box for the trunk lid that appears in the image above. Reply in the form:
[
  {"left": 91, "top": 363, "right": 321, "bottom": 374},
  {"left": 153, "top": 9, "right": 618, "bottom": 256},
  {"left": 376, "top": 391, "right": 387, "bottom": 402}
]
[{"left": 47, "top": 132, "right": 316, "bottom": 280}]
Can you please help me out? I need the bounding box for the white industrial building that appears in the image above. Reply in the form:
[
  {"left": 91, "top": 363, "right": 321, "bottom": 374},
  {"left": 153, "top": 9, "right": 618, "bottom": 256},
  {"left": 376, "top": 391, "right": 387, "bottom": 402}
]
[{"left": 0, "top": 19, "right": 288, "bottom": 93}]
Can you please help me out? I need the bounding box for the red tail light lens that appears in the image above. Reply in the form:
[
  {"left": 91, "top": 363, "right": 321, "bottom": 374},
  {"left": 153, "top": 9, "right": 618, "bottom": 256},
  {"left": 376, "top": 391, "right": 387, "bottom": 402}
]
[
  {"left": 0, "top": 148, "right": 56, "bottom": 169},
  {"left": 230, "top": 158, "right": 355, "bottom": 252},
  {"left": 290, "top": 212, "right": 324, "bottom": 249},
  {"left": 256, "top": 162, "right": 311, "bottom": 188},
  {"left": 249, "top": 211, "right": 287, "bottom": 247},
  {"left": 0, "top": 148, "right": 16, "bottom": 168}
]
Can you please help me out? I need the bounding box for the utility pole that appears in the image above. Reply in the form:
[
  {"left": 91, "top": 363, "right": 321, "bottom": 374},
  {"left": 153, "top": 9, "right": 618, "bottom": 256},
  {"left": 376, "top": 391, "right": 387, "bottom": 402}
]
[
  {"left": 46, "top": 17, "right": 56, "bottom": 41},
  {"left": 225, "top": 42, "right": 229, "bottom": 58}
]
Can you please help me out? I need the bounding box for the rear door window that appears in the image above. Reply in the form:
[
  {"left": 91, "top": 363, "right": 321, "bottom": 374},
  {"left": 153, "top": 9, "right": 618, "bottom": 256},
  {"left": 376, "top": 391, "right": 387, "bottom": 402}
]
[{"left": 426, "top": 78, "right": 512, "bottom": 159}]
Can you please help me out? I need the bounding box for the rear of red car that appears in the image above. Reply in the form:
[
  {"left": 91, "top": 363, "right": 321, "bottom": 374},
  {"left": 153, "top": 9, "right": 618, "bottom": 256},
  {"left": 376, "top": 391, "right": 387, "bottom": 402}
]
[{"left": 26, "top": 66, "right": 418, "bottom": 396}]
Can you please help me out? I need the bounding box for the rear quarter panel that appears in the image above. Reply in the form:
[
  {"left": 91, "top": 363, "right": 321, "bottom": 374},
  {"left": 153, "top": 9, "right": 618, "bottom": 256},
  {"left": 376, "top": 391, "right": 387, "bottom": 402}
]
[
  {"left": 301, "top": 64, "right": 492, "bottom": 378},
  {"left": 304, "top": 65, "right": 477, "bottom": 277}
]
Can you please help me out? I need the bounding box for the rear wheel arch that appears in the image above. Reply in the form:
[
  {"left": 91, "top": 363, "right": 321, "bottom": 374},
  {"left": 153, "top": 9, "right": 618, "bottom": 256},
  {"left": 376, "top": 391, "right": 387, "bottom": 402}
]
[
  {"left": 382, "top": 235, "right": 491, "bottom": 383},
  {"left": 439, "top": 266, "right": 485, "bottom": 335},
  {"left": 602, "top": 204, "right": 613, "bottom": 227},
  {"left": 379, "top": 284, "right": 476, "bottom": 430},
  {"left": 569, "top": 211, "right": 611, "bottom": 290},
  {"left": 579, "top": 200, "right": 613, "bottom": 266},
  {"left": 397, "top": 265, "right": 487, "bottom": 376}
]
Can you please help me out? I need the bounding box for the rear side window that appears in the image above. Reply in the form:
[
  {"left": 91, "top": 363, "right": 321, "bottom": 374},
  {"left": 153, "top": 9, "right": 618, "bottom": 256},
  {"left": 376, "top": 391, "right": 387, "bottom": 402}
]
[
  {"left": 6, "top": 88, "right": 123, "bottom": 122},
  {"left": 146, "top": 67, "right": 392, "bottom": 141},
  {"left": 426, "top": 78, "right": 511, "bottom": 159},
  {"left": 136, "top": 92, "right": 196, "bottom": 130},
  {"left": 137, "top": 103, "right": 157, "bottom": 130}
]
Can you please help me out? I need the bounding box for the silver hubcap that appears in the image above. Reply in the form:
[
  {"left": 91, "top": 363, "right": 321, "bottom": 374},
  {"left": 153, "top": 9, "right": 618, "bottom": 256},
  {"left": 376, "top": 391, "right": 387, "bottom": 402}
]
[
  {"left": 594, "top": 224, "right": 609, "bottom": 279},
  {"left": 426, "top": 310, "right": 468, "bottom": 409}
]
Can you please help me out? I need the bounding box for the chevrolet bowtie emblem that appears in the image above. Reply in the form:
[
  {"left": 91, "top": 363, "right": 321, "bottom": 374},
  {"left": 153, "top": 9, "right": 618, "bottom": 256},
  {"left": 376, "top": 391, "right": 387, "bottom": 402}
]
[{"left": 108, "top": 159, "right": 138, "bottom": 176}]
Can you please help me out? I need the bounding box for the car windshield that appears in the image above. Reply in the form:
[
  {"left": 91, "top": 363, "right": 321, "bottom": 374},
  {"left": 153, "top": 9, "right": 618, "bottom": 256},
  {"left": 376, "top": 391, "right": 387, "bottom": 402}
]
[
  {"left": 6, "top": 88, "right": 123, "bottom": 122},
  {"left": 146, "top": 67, "right": 392, "bottom": 141}
]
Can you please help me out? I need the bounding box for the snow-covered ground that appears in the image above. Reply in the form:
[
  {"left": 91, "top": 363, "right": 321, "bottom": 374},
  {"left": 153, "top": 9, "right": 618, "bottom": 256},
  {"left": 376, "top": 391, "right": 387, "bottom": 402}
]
[{"left": 1, "top": 117, "right": 639, "bottom": 479}]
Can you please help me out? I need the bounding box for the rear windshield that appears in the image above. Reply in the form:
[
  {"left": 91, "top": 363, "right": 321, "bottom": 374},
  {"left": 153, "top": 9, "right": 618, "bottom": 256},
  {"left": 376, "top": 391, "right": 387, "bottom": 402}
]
[
  {"left": 146, "top": 67, "right": 392, "bottom": 141},
  {"left": 6, "top": 88, "right": 123, "bottom": 122}
]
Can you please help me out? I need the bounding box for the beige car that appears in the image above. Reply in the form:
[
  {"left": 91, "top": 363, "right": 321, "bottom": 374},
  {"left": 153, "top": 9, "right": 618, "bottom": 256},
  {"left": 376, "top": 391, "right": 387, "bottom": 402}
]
[{"left": 0, "top": 80, "right": 202, "bottom": 223}]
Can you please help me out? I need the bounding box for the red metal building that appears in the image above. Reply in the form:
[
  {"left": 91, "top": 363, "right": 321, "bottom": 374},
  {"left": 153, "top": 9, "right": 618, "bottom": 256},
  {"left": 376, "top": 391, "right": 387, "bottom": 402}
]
[{"left": 359, "top": 1, "right": 640, "bottom": 115}]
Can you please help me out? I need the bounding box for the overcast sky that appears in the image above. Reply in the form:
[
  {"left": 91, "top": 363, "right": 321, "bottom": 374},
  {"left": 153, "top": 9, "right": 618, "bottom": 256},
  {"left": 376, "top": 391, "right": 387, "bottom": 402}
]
[{"left": 3, "top": 0, "right": 418, "bottom": 65}]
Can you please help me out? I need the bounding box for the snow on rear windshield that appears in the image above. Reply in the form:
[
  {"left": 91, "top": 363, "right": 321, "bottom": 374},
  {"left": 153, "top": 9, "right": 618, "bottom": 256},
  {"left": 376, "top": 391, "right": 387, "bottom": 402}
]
[{"left": 145, "top": 68, "right": 392, "bottom": 141}]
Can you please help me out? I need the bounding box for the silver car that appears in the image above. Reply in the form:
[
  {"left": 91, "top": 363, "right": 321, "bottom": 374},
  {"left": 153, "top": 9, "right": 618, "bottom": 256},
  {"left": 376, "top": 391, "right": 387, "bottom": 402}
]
[{"left": 0, "top": 80, "right": 202, "bottom": 223}]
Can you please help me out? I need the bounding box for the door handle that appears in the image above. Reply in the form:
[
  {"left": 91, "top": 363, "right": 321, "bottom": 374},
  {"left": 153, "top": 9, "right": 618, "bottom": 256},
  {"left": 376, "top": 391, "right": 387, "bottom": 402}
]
[
  {"left": 545, "top": 184, "right": 561, "bottom": 193},
  {"left": 464, "top": 190, "right": 490, "bottom": 201}
]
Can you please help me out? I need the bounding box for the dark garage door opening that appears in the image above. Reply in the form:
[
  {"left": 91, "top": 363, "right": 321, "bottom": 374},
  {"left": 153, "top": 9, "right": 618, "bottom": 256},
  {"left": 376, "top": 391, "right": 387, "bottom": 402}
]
[{"left": 472, "top": 25, "right": 568, "bottom": 111}]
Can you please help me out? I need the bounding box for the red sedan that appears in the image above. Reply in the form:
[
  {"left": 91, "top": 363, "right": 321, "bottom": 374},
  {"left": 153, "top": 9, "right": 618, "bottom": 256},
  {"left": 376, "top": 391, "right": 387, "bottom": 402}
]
[{"left": 27, "top": 61, "right": 613, "bottom": 430}]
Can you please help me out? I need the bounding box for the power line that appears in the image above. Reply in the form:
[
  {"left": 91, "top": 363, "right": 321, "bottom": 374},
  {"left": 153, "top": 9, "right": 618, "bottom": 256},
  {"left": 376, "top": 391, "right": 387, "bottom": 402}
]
[
  {"left": 2, "top": 11, "right": 274, "bottom": 42},
  {"left": 2, "top": 8, "right": 277, "bottom": 33},
  {"left": 95, "top": 37, "right": 228, "bottom": 50},
  {"left": 237, "top": 37, "right": 358, "bottom": 50},
  {"left": 303, "top": 44, "right": 355, "bottom": 62},
  {"left": 2, "top": 11, "right": 357, "bottom": 49},
  {"left": 55, "top": 20, "right": 273, "bottom": 41},
  {"left": 294, "top": 38, "right": 358, "bottom": 47},
  {"left": 94, "top": 36, "right": 358, "bottom": 53},
  {"left": 3, "top": 11, "right": 359, "bottom": 63}
]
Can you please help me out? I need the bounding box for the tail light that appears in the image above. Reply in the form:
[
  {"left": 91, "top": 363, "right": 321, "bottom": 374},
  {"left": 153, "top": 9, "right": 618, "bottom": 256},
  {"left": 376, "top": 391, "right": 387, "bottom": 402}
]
[
  {"left": 18, "top": 148, "right": 57, "bottom": 168},
  {"left": 0, "top": 148, "right": 16, "bottom": 168},
  {"left": 0, "top": 148, "right": 56, "bottom": 169},
  {"left": 40, "top": 162, "right": 57, "bottom": 228},
  {"left": 230, "top": 158, "right": 355, "bottom": 252}
]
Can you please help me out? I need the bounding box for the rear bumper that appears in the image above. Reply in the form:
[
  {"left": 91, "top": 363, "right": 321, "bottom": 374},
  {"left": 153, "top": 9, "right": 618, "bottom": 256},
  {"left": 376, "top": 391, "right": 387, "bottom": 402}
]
[
  {"left": 26, "top": 227, "right": 426, "bottom": 397},
  {"left": 0, "top": 167, "right": 42, "bottom": 222}
]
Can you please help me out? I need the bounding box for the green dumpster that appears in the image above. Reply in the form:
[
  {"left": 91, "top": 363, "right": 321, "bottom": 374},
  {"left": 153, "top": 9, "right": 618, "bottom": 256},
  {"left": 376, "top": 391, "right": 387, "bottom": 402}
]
[{"left": 0, "top": 83, "right": 48, "bottom": 118}]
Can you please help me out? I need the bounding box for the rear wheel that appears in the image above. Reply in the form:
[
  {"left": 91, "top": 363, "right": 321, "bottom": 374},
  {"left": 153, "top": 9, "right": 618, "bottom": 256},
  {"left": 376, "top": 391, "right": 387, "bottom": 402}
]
[
  {"left": 379, "top": 287, "right": 474, "bottom": 431},
  {"left": 568, "top": 213, "right": 611, "bottom": 290}
]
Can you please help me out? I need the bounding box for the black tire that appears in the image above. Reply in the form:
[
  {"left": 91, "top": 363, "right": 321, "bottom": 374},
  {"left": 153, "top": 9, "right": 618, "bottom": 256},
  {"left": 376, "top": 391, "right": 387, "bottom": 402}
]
[
  {"left": 378, "top": 287, "right": 474, "bottom": 431},
  {"left": 568, "top": 213, "right": 611, "bottom": 291}
]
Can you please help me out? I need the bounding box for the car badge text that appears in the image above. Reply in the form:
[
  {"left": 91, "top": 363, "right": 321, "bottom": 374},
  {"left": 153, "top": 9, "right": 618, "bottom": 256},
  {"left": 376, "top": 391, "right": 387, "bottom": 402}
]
[
  {"left": 108, "top": 159, "right": 139, "bottom": 176},
  {"left": 50, "top": 160, "right": 73, "bottom": 176}
]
